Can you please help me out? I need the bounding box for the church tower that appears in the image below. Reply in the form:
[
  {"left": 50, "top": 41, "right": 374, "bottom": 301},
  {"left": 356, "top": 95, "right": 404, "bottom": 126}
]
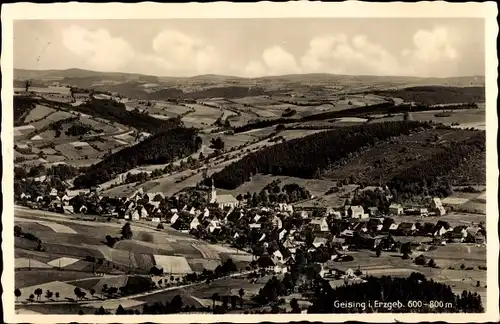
[{"left": 209, "top": 178, "right": 217, "bottom": 203}]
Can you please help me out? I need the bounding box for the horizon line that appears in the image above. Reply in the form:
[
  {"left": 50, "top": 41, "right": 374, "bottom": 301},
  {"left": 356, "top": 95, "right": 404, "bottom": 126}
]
[{"left": 13, "top": 67, "right": 486, "bottom": 81}]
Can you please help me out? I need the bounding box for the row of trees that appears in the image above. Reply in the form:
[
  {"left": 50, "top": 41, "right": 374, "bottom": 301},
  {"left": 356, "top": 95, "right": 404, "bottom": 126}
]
[
  {"left": 73, "top": 127, "right": 202, "bottom": 188},
  {"left": 73, "top": 98, "right": 183, "bottom": 134},
  {"left": 210, "top": 121, "right": 432, "bottom": 189},
  {"left": 374, "top": 86, "right": 485, "bottom": 106}
]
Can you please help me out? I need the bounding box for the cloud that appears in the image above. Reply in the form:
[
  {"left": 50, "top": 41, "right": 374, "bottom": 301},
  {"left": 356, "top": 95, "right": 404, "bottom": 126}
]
[
  {"left": 152, "top": 29, "right": 221, "bottom": 75},
  {"left": 61, "top": 25, "right": 135, "bottom": 71},
  {"left": 403, "top": 26, "right": 459, "bottom": 63},
  {"left": 300, "top": 33, "right": 401, "bottom": 75},
  {"left": 262, "top": 45, "right": 301, "bottom": 75}
]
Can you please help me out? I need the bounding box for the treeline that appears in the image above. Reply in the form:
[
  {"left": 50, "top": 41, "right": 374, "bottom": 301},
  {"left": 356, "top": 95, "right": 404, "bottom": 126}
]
[
  {"left": 373, "top": 86, "right": 485, "bottom": 106},
  {"left": 308, "top": 273, "right": 483, "bottom": 313},
  {"left": 73, "top": 98, "right": 181, "bottom": 134},
  {"left": 14, "top": 96, "right": 37, "bottom": 125},
  {"left": 73, "top": 127, "right": 202, "bottom": 188},
  {"left": 209, "top": 121, "right": 432, "bottom": 189},
  {"left": 389, "top": 132, "right": 486, "bottom": 200}
]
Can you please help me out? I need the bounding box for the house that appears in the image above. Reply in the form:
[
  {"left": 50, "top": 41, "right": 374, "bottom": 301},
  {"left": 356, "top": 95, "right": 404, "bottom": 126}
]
[
  {"left": 49, "top": 188, "right": 58, "bottom": 197},
  {"left": 349, "top": 206, "right": 365, "bottom": 219},
  {"left": 432, "top": 197, "right": 446, "bottom": 215},
  {"left": 331, "top": 237, "right": 346, "bottom": 248},
  {"left": 79, "top": 205, "right": 88, "bottom": 214},
  {"left": 272, "top": 250, "right": 284, "bottom": 262},
  {"left": 151, "top": 217, "right": 161, "bottom": 223},
  {"left": 389, "top": 203, "right": 403, "bottom": 215},
  {"left": 278, "top": 229, "right": 288, "bottom": 241},
  {"left": 249, "top": 223, "right": 261, "bottom": 229},
  {"left": 367, "top": 218, "right": 384, "bottom": 232},
  {"left": 170, "top": 213, "right": 179, "bottom": 224},
  {"left": 190, "top": 217, "right": 200, "bottom": 230},
  {"left": 310, "top": 217, "right": 329, "bottom": 232},
  {"left": 63, "top": 205, "right": 74, "bottom": 214},
  {"left": 277, "top": 203, "right": 294, "bottom": 213},
  {"left": 253, "top": 214, "right": 262, "bottom": 223},
  {"left": 420, "top": 208, "right": 429, "bottom": 217},
  {"left": 298, "top": 211, "right": 309, "bottom": 219},
  {"left": 421, "top": 222, "right": 436, "bottom": 236},
  {"left": 367, "top": 207, "right": 378, "bottom": 217},
  {"left": 475, "top": 233, "right": 486, "bottom": 244},
  {"left": 313, "top": 237, "right": 328, "bottom": 248},
  {"left": 330, "top": 211, "right": 343, "bottom": 219},
  {"left": 447, "top": 225, "right": 469, "bottom": 242},
  {"left": 271, "top": 215, "right": 283, "bottom": 229},
  {"left": 432, "top": 222, "right": 452, "bottom": 237},
  {"left": 130, "top": 210, "right": 140, "bottom": 221},
  {"left": 388, "top": 223, "right": 400, "bottom": 232},
  {"left": 398, "top": 222, "right": 416, "bottom": 235},
  {"left": 340, "top": 229, "right": 354, "bottom": 237},
  {"left": 353, "top": 222, "right": 368, "bottom": 233}
]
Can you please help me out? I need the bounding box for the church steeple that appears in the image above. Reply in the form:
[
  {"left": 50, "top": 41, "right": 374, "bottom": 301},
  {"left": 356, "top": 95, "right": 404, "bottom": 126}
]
[{"left": 209, "top": 178, "right": 217, "bottom": 203}]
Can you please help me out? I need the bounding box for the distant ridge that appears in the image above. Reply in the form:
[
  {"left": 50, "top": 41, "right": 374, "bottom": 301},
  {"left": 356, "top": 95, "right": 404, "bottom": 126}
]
[{"left": 14, "top": 68, "right": 485, "bottom": 84}]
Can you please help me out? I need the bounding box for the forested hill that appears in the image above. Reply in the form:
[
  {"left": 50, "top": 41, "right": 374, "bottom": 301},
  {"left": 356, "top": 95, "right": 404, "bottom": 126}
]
[
  {"left": 73, "top": 127, "right": 202, "bottom": 188},
  {"left": 73, "top": 99, "right": 181, "bottom": 134},
  {"left": 209, "top": 121, "right": 433, "bottom": 189}
]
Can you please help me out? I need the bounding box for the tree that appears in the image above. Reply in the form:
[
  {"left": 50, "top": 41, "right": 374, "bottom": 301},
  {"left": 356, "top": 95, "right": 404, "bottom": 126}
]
[
  {"left": 171, "top": 294, "right": 184, "bottom": 313},
  {"left": 238, "top": 288, "right": 245, "bottom": 308},
  {"left": 121, "top": 222, "right": 133, "bottom": 239},
  {"left": 116, "top": 304, "right": 127, "bottom": 315},
  {"left": 414, "top": 254, "right": 427, "bottom": 266},
  {"left": 78, "top": 310, "right": 84, "bottom": 315},
  {"left": 29, "top": 293, "right": 35, "bottom": 302},
  {"left": 290, "top": 298, "right": 300, "bottom": 313},
  {"left": 55, "top": 292, "right": 59, "bottom": 300},
  {"left": 14, "top": 225, "right": 23, "bottom": 237},
  {"left": 25, "top": 80, "right": 32, "bottom": 92},
  {"left": 15, "top": 289, "right": 21, "bottom": 302},
  {"left": 476, "top": 280, "right": 481, "bottom": 287},
  {"left": 101, "top": 284, "right": 108, "bottom": 299},
  {"left": 157, "top": 223, "right": 164, "bottom": 230},
  {"left": 74, "top": 287, "right": 82, "bottom": 300},
  {"left": 90, "top": 288, "right": 96, "bottom": 299},
  {"left": 428, "top": 259, "right": 437, "bottom": 268},
  {"left": 211, "top": 293, "right": 220, "bottom": 310},
  {"left": 45, "top": 290, "right": 53, "bottom": 301},
  {"left": 34, "top": 288, "right": 43, "bottom": 301}
]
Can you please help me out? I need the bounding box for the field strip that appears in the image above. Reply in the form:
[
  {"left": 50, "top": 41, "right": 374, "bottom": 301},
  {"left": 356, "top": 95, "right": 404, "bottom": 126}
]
[
  {"left": 191, "top": 244, "right": 220, "bottom": 259},
  {"left": 15, "top": 258, "right": 53, "bottom": 269},
  {"left": 15, "top": 217, "right": 77, "bottom": 234},
  {"left": 82, "top": 299, "right": 146, "bottom": 310},
  {"left": 16, "top": 309, "right": 44, "bottom": 315},
  {"left": 153, "top": 255, "right": 192, "bottom": 274},
  {"left": 47, "top": 257, "right": 81, "bottom": 268}
]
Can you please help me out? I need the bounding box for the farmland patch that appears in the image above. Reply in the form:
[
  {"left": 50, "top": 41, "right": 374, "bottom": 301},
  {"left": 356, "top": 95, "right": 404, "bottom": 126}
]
[
  {"left": 15, "top": 217, "right": 77, "bottom": 234},
  {"left": 47, "top": 257, "right": 81, "bottom": 268},
  {"left": 153, "top": 255, "right": 192, "bottom": 274}
]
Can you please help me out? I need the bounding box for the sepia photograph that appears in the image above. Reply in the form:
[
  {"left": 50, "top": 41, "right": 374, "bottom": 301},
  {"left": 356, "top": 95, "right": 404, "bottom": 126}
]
[{"left": 1, "top": 2, "right": 498, "bottom": 323}]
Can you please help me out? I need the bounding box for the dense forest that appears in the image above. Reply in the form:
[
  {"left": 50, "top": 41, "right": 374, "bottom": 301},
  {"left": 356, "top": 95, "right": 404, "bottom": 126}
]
[
  {"left": 308, "top": 273, "right": 483, "bottom": 313},
  {"left": 73, "top": 127, "right": 202, "bottom": 188},
  {"left": 209, "top": 121, "right": 433, "bottom": 189},
  {"left": 388, "top": 132, "right": 486, "bottom": 200},
  {"left": 373, "top": 86, "right": 485, "bottom": 106},
  {"left": 73, "top": 99, "right": 181, "bottom": 134},
  {"left": 14, "top": 96, "right": 38, "bottom": 126}
]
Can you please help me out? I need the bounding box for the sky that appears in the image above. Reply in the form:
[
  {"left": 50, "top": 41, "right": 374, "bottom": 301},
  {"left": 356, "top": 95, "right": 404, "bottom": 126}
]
[{"left": 13, "top": 18, "right": 485, "bottom": 78}]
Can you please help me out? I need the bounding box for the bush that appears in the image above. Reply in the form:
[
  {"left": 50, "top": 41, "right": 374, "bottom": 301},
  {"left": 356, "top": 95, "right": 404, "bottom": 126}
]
[{"left": 157, "top": 223, "right": 164, "bottom": 230}]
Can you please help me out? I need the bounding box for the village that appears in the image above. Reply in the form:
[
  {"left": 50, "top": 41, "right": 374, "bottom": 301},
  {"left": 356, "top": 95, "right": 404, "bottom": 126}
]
[{"left": 16, "top": 173, "right": 487, "bottom": 279}]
